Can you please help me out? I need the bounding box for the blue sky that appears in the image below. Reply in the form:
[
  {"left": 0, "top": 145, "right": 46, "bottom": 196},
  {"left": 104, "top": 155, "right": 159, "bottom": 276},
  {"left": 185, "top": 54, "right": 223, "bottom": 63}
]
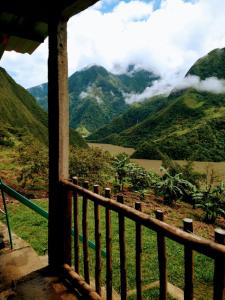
[{"left": 1, "top": 0, "right": 225, "bottom": 96}]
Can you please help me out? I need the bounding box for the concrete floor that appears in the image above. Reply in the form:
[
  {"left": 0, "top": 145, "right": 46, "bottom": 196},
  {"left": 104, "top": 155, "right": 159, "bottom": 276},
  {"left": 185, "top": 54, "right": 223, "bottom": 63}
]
[{"left": 0, "top": 223, "right": 79, "bottom": 300}]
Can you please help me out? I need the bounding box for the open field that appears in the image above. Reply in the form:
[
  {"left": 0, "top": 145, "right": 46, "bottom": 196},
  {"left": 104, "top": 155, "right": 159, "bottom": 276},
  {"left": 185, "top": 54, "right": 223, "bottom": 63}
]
[{"left": 89, "top": 143, "right": 225, "bottom": 182}]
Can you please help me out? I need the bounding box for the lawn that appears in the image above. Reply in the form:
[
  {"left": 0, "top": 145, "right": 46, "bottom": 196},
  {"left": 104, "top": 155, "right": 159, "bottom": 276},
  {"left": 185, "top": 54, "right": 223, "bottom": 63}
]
[{"left": 0, "top": 197, "right": 215, "bottom": 299}]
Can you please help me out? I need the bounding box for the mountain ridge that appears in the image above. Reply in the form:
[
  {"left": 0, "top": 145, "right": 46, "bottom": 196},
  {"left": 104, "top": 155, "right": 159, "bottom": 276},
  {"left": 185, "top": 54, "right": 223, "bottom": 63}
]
[
  {"left": 28, "top": 65, "right": 159, "bottom": 134},
  {"left": 88, "top": 48, "right": 225, "bottom": 162}
]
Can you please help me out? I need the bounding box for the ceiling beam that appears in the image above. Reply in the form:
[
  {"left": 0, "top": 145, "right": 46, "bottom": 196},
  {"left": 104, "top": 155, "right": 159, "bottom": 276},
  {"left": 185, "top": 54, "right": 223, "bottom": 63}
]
[
  {"left": 61, "top": 0, "right": 99, "bottom": 20},
  {"left": 0, "top": 22, "right": 47, "bottom": 43}
]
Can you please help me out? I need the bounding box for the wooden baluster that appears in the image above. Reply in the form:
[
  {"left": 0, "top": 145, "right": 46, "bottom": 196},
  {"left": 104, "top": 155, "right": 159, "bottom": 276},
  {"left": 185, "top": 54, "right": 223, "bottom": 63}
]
[
  {"left": 117, "top": 195, "right": 127, "bottom": 300},
  {"left": 183, "top": 218, "right": 194, "bottom": 300},
  {"left": 213, "top": 228, "right": 225, "bottom": 300},
  {"left": 105, "top": 188, "right": 112, "bottom": 300},
  {"left": 83, "top": 181, "right": 90, "bottom": 284},
  {"left": 155, "top": 210, "right": 167, "bottom": 300},
  {"left": 64, "top": 188, "right": 72, "bottom": 265},
  {"left": 72, "top": 176, "right": 79, "bottom": 273},
  {"left": 135, "top": 202, "right": 142, "bottom": 300},
  {"left": 94, "top": 184, "right": 102, "bottom": 295}
]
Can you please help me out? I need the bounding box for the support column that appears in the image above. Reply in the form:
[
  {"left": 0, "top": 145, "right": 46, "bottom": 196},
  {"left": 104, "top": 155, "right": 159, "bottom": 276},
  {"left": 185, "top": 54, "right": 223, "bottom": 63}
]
[{"left": 48, "top": 16, "right": 71, "bottom": 267}]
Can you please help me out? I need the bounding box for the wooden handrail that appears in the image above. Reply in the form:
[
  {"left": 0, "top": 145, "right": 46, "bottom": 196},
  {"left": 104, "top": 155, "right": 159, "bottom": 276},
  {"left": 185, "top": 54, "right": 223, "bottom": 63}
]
[{"left": 60, "top": 179, "right": 225, "bottom": 259}]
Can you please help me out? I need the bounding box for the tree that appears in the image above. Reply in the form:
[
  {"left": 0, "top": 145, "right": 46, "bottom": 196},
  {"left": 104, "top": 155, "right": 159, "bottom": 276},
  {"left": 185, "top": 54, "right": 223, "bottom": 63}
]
[
  {"left": 70, "top": 146, "right": 113, "bottom": 186},
  {"left": 16, "top": 135, "right": 48, "bottom": 189}
]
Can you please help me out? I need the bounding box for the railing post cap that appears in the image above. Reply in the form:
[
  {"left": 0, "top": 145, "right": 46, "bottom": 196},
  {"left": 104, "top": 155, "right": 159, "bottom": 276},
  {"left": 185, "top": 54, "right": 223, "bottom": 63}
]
[
  {"left": 183, "top": 218, "right": 193, "bottom": 223},
  {"left": 215, "top": 228, "right": 225, "bottom": 235}
]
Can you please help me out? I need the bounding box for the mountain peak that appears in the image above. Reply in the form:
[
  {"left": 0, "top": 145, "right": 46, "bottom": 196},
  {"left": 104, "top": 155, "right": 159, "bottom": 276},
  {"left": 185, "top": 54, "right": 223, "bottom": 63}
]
[{"left": 187, "top": 47, "right": 225, "bottom": 80}]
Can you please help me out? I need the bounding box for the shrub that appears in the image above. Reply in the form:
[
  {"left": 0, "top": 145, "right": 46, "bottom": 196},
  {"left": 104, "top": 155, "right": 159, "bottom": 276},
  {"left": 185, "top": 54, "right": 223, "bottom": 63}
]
[
  {"left": 161, "top": 154, "right": 205, "bottom": 187},
  {"left": 16, "top": 135, "right": 48, "bottom": 188},
  {"left": 112, "top": 153, "right": 130, "bottom": 191},
  {"left": 70, "top": 146, "right": 113, "bottom": 186},
  {"left": 193, "top": 181, "right": 225, "bottom": 223},
  {"left": 127, "top": 163, "right": 159, "bottom": 192},
  {"left": 155, "top": 167, "right": 195, "bottom": 206}
]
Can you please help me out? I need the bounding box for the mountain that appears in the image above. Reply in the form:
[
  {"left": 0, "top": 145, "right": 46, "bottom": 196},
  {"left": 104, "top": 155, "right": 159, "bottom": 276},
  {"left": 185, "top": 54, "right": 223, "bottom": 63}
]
[
  {"left": 0, "top": 67, "right": 48, "bottom": 144},
  {"left": 89, "top": 48, "right": 225, "bottom": 162},
  {"left": 29, "top": 65, "right": 159, "bottom": 134},
  {"left": 187, "top": 48, "right": 225, "bottom": 79},
  {"left": 0, "top": 67, "right": 86, "bottom": 148}
]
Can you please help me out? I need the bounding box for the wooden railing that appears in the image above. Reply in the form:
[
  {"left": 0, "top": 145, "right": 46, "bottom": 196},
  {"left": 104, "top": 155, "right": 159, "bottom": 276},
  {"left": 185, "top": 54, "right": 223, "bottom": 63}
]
[{"left": 60, "top": 178, "right": 225, "bottom": 300}]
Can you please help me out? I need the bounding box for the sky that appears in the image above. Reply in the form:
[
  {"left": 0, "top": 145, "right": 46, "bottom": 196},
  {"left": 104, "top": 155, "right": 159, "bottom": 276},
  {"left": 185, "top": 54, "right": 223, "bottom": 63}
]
[{"left": 1, "top": 0, "right": 225, "bottom": 92}]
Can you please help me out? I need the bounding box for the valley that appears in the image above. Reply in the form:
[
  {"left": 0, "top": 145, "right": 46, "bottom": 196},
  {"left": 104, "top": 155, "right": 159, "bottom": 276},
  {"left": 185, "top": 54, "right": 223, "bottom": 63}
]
[{"left": 89, "top": 142, "right": 225, "bottom": 182}]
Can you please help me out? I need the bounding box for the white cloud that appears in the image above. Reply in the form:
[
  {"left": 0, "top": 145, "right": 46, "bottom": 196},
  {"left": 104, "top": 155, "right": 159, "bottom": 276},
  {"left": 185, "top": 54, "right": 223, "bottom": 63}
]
[
  {"left": 177, "top": 75, "right": 225, "bottom": 94},
  {"left": 2, "top": 0, "right": 225, "bottom": 89},
  {"left": 125, "top": 75, "right": 225, "bottom": 103}
]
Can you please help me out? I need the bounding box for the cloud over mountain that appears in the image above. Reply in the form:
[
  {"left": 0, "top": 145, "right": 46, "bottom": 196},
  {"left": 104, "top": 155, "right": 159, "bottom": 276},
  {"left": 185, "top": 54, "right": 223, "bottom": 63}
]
[{"left": 2, "top": 0, "right": 225, "bottom": 88}]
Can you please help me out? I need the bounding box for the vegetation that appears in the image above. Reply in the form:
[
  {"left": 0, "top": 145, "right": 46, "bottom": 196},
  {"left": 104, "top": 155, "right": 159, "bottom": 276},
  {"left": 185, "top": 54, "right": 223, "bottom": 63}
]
[
  {"left": 69, "top": 146, "right": 113, "bottom": 186},
  {"left": 0, "top": 67, "right": 48, "bottom": 144},
  {"left": 187, "top": 47, "right": 225, "bottom": 79},
  {"left": 112, "top": 153, "right": 131, "bottom": 191},
  {"left": 193, "top": 181, "right": 225, "bottom": 223},
  {"left": 16, "top": 136, "right": 48, "bottom": 189},
  {"left": 154, "top": 167, "right": 195, "bottom": 206}
]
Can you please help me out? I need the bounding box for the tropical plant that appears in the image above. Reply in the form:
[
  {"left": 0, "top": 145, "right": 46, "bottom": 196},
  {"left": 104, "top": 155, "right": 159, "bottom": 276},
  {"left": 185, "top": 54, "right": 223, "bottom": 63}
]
[
  {"left": 112, "top": 153, "right": 130, "bottom": 191},
  {"left": 161, "top": 154, "right": 205, "bottom": 188},
  {"left": 193, "top": 181, "right": 225, "bottom": 223},
  {"left": 155, "top": 167, "right": 195, "bottom": 205}
]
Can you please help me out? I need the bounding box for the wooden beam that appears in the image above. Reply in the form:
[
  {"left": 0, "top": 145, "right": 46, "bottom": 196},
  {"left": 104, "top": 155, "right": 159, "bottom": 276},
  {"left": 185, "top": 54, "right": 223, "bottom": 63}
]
[
  {"left": 48, "top": 17, "right": 70, "bottom": 267},
  {"left": 61, "top": 0, "right": 99, "bottom": 20},
  {"left": 0, "top": 22, "right": 46, "bottom": 43}
]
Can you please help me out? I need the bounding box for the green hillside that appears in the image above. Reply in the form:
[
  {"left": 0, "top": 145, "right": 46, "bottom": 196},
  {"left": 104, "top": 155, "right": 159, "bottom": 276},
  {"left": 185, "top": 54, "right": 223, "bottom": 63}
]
[
  {"left": 29, "top": 65, "right": 159, "bottom": 134},
  {"left": 89, "top": 48, "right": 225, "bottom": 162},
  {"left": 88, "top": 95, "right": 169, "bottom": 143},
  {"left": 0, "top": 67, "right": 48, "bottom": 144},
  {"left": 187, "top": 48, "right": 225, "bottom": 79},
  {"left": 0, "top": 67, "right": 86, "bottom": 148}
]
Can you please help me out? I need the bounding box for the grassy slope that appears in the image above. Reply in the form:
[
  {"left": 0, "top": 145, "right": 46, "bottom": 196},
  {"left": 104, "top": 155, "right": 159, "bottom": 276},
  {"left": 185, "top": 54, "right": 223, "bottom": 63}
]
[
  {"left": 89, "top": 88, "right": 225, "bottom": 161},
  {"left": 131, "top": 90, "right": 225, "bottom": 161},
  {"left": 187, "top": 47, "right": 225, "bottom": 79},
  {"left": 0, "top": 67, "right": 87, "bottom": 148},
  {"left": 0, "top": 67, "right": 48, "bottom": 144},
  {"left": 88, "top": 96, "right": 169, "bottom": 143}
]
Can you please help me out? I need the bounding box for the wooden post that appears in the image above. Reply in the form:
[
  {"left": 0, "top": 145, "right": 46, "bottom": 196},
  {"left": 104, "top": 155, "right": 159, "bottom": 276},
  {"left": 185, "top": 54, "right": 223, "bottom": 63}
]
[
  {"left": 135, "top": 202, "right": 142, "bottom": 300},
  {"left": 183, "top": 218, "right": 194, "bottom": 300},
  {"left": 213, "top": 228, "right": 225, "bottom": 300},
  {"left": 155, "top": 210, "right": 167, "bottom": 300},
  {"left": 72, "top": 176, "right": 79, "bottom": 273},
  {"left": 83, "top": 181, "right": 90, "bottom": 284},
  {"left": 105, "top": 188, "right": 112, "bottom": 300},
  {"left": 48, "top": 16, "right": 71, "bottom": 267},
  {"left": 94, "top": 184, "right": 102, "bottom": 295},
  {"left": 118, "top": 195, "right": 127, "bottom": 300}
]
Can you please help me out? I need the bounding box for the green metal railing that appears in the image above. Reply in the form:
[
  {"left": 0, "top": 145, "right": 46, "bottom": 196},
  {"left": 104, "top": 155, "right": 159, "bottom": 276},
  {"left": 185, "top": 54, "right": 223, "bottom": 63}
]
[{"left": 0, "top": 180, "right": 106, "bottom": 257}]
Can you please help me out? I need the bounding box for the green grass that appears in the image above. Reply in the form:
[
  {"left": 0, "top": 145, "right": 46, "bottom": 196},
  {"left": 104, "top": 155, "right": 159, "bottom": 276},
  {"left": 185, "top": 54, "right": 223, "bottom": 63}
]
[{"left": 0, "top": 198, "right": 214, "bottom": 299}]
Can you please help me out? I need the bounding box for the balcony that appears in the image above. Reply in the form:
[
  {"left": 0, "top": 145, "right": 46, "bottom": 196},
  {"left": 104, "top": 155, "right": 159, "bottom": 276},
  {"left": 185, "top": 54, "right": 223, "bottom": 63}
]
[{"left": 0, "top": 179, "right": 224, "bottom": 299}]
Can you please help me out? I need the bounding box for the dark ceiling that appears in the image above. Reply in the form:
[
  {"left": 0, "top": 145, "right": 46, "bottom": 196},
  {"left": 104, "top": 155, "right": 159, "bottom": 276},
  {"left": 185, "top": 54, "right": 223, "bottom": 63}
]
[{"left": 0, "top": 0, "right": 99, "bottom": 58}]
